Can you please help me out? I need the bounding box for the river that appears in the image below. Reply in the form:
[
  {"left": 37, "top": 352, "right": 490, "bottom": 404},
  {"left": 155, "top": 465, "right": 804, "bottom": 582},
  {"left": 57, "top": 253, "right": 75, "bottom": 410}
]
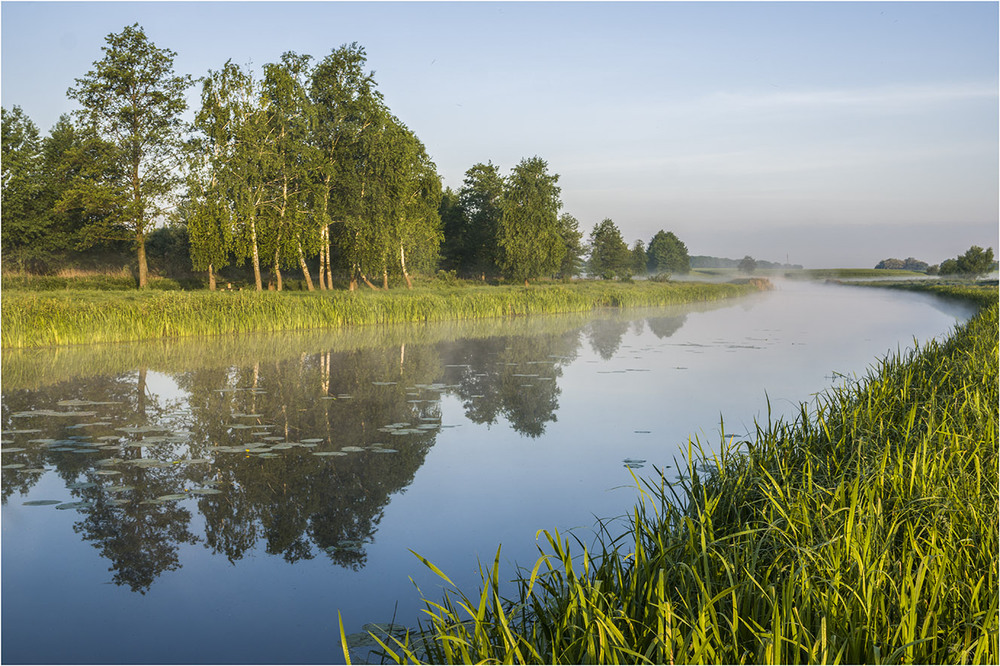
[{"left": 0, "top": 280, "right": 978, "bottom": 664}]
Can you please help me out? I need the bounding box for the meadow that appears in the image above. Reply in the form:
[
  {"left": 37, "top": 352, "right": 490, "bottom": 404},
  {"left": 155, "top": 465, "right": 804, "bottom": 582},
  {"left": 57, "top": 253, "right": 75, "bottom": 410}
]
[
  {"left": 349, "top": 283, "right": 999, "bottom": 665},
  {"left": 0, "top": 279, "right": 767, "bottom": 349}
]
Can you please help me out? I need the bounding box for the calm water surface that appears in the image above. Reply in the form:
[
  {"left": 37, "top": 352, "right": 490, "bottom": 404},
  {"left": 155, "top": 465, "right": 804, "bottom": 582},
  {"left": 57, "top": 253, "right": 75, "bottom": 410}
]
[{"left": 1, "top": 281, "right": 977, "bottom": 664}]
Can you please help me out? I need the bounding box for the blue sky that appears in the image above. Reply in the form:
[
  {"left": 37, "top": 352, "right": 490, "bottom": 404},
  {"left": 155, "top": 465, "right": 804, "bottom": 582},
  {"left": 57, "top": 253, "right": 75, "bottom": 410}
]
[{"left": 2, "top": 1, "right": 997, "bottom": 268}]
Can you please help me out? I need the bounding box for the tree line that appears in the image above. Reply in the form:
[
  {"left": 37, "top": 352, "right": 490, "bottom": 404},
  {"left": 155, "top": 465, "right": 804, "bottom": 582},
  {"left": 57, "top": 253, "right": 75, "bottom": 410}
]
[
  {"left": 874, "top": 247, "right": 996, "bottom": 277},
  {"left": 2, "top": 24, "right": 693, "bottom": 290}
]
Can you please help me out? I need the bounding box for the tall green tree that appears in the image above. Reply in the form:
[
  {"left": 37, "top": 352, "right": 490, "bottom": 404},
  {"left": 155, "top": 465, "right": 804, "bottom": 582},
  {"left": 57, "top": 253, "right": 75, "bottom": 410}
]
[
  {"left": 630, "top": 240, "right": 647, "bottom": 276},
  {"left": 2, "top": 106, "right": 47, "bottom": 270},
  {"left": 438, "top": 187, "right": 466, "bottom": 272},
  {"left": 261, "top": 52, "right": 315, "bottom": 291},
  {"left": 66, "top": 23, "right": 193, "bottom": 288},
  {"left": 497, "top": 157, "right": 564, "bottom": 285},
  {"left": 309, "top": 43, "right": 382, "bottom": 290},
  {"left": 390, "top": 124, "right": 443, "bottom": 288},
  {"left": 587, "top": 218, "right": 631, "bottom": 280},
  {"left": 190, "top": 60, "right": 273, "bottom": 290},
  {"left": 556, "top": 213, "right": 585, "bottom": 281},
  {"left": 646, "top": 230, "right": 690, "bottom": 275},
  {"left": 458, "top": 162, "right": 505, "bottom": 279}
]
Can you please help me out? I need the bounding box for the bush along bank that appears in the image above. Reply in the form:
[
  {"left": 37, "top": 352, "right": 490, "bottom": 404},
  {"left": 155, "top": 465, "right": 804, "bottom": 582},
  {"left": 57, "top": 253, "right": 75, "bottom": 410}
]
[{"left": 351, "top": 291, "right": 998, "bottom": 664}]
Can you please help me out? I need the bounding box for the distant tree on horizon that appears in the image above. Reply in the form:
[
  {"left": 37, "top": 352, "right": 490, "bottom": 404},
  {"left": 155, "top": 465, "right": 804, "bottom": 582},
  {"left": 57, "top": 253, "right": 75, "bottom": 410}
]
[
  {"left": 939, "top": 245, "right": 995, "bottom": 277},
  {"left": 875, "top": 257, "right": 929, "bottom": 272},
  {"left": 738, "top": 255, "right": 757, "bottom": 274}
]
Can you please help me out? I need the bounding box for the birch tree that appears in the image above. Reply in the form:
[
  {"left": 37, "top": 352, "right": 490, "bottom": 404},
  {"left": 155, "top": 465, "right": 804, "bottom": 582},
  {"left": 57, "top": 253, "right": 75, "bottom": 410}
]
[{"left": 309, "top": 43, "right": 381, "bottom": 290}]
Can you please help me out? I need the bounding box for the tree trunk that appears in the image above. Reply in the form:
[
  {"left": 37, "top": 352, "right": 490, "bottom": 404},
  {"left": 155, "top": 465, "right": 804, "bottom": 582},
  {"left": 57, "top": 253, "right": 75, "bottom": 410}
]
[
  {"left": 208, "top": 264, "right": 216, "bottom": 291},
  {"left": 250, "top": 218, "right": 263, "bottom": 291},
  {"left": 136, "top": 234, "right": 148, "bottom": 289},
  {"left": 273, "top": 244, "right": 283, "bottom": 291},
  {"left": 400, "top": 244, "right": 413, "bottom": 289},
  {"left": 297, "top": 239, "right": 315, "bottom": 291},
  {"left": 318, "top": 232, "right": 327, "bottom": 290},
  {"left": 325, "top": 227, "right": 333, "bottom": 288},
  {"left": 382, "top": 267, "right": 389, "bottom": 290},
  {"left": 349, "top": 263, "right": 358, "bottom": 291}
]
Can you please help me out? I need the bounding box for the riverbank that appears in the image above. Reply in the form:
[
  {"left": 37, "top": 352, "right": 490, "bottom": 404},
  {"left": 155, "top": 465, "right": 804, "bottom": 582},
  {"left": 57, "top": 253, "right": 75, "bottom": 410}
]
[
  {"left": 356, "top": 283, "right": 998, "bottom": 664},
  {"left": 0, "top": 280, "right": 769, "bottom": 349}
]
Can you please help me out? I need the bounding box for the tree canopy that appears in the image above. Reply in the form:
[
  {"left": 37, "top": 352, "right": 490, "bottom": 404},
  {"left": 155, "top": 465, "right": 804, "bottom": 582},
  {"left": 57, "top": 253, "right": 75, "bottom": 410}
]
[
  {"left": 939, "top": 246, "right": 995, "bottom": 277},
  {"left": 65, "top": 23, "right": 193, "bottom": 288},
  {"left": 587, "top": 218, "right": 631, "bottom": 280},
  {"left": 497, "top": 157, "right": 564, "bottom": 285},
  {"left": 647, "top": 230, "right": 690, "bottom": 275}
]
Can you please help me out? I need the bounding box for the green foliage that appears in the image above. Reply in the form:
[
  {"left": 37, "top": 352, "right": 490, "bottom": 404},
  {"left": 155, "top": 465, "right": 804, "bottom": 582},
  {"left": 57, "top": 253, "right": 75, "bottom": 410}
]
[
  {"left": 940, "top": 245, "right": 996, "bottom": 277},
  {"left": 875, "top": 257, "right": 929, "bottom": 271},
  {"left": 556, "top": 213, "right": 585, "bottom": 281},
  {"left": 646, "top": 230, "right": 690, "bottom": 275},
  {"left": 145, "top": 224, "right": 193, "bottom": 278},
  {"left": 1, "top": 109, "right": 102, "bottom": 272},
  {"left": 587, "top": 218, "right": 631, "bottom": 280},
  {"left": 738, "top": 255, "right": 757, "bottom": 274},
  {"left": 360, "top": 285, "right": 999, "bottom": 665},
  {"left": 66, "top": 23, "right": 193, "bottom": 288},
  {"left": 498, "top": 157, "right": 565, "bottom": 284},
  {"left": 456, "top": 162, "right": 505, "bottom": 279}
]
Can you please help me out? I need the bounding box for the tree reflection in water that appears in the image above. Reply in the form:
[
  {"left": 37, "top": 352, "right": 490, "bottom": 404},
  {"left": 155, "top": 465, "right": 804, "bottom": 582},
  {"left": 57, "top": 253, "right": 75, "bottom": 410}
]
[{"left": 1, "top": 308, "right": 696, "bottom": 592}]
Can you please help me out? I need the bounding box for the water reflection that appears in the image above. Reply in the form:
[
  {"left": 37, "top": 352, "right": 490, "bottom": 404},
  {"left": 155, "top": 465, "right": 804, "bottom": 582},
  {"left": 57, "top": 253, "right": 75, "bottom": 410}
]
[{"left": 2, "top": 305, "right": 714, "bottom": 593}]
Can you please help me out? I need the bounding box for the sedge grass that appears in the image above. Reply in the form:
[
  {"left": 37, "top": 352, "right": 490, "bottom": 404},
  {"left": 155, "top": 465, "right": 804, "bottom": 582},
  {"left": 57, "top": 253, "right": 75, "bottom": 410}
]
[
  {"left": 352, "top": 286, "right": 999, "bottom": 665},
  {"left": 1, "top": 280, "right": 764, "bottom": 349}
]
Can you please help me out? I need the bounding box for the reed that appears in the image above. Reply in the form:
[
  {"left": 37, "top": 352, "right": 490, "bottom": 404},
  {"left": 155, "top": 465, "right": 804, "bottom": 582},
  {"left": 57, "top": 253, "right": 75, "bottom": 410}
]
[
  {"left": 1, "top": 280, "right": 764, "bottom": 349},
  {"left": 351, "top": 287, "right": 999, "bottom": 665}
]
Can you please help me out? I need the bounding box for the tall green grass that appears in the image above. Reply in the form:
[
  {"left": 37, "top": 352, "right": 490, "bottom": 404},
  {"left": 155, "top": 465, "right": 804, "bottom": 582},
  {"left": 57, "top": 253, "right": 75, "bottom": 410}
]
[
  {"left": 352, "top": 289, "right": 998, "bottom": 664},
  {"left": 1, "top": 281, "right": 764, "bottom": 349}
]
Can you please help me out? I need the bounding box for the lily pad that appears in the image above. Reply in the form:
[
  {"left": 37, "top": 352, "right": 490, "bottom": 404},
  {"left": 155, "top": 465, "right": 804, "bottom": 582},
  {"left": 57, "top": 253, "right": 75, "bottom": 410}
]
[
  {"left": 155, "top": 493, "right": 189, "bottom": 502},
  {"left": 188, "top": 488, "right": 223, "bottom": 495},
  {"left": 1, "top": 463, "right": 25, "bottom": 469},
  {"left": 94, "top": 470, "right": 121, "bottom": 476},
  {"left": 313, "top": 451, "right": 347, "bottom": 457},
  {"left": 67, "top": 481, "right": 97, "bottom": 489},
  {"left": 23, "top": 499, "right": 61, "bottom": 506},
  {"left": 55, "top": 501, "right": 94, "bottom": 510},
  {"left": 107, "top": 485, "right": 134, "bottom": 493},
  {"left": 341, "top": 446, "right": 365, "bottom": 452},
  {"left": 1, "top": 447, "right": 27, "bottom": 453}
]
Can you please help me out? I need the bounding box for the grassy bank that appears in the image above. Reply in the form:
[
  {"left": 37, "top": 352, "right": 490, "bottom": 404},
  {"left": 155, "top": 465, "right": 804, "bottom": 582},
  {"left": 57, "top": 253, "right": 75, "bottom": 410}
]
[
  {"left": 0, "top": 280, "right": 766, "bottom": 349},
  {"left": 354, "top": 285, "right": 998, "bottom": 664}
]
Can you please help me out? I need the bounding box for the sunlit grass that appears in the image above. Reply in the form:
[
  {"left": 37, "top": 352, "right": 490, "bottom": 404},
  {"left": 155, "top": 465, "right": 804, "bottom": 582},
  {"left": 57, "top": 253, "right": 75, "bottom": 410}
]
[
  {"left": 349, "top": 285, "right": 998, "bottom": 665},
  {"left": 0, "top": 280, "right": 765, "bottom": 349}
]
